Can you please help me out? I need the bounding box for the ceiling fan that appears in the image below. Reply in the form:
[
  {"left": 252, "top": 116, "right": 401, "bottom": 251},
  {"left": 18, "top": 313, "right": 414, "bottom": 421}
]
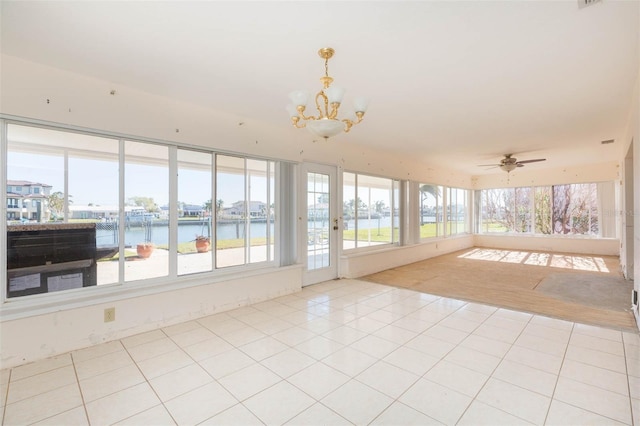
[{"left": 478, "top": 154, "right": 546, "bottom": 173}]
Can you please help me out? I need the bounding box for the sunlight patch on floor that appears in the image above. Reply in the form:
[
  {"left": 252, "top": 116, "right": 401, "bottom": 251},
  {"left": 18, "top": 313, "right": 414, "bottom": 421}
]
[{"left": 458, "top": 248, "right": 610, "bottom": 273}]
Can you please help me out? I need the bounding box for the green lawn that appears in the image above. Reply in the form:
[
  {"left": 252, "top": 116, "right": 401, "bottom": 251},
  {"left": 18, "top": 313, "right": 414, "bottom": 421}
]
[{"left": 343, "top": 227, "right": 394, "bottom": 242}]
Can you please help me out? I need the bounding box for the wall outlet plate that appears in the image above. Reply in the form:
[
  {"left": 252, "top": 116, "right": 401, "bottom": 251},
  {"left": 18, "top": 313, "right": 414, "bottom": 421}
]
[{"left": 104, "top": 307, "right": 115, "bottom": 322}]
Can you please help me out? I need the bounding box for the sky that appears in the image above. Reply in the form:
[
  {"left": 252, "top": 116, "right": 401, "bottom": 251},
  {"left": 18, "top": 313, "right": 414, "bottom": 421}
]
[{"left": 7, "top": 151, "right": 267, "bottom": 208}]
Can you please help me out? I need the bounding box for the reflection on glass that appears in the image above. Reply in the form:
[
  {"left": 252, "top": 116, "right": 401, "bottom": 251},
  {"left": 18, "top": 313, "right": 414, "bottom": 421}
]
[
  {"left": 124, "top": 141, "right": 169, "bottom": 281},
  {"left": 178, "top": 149, "right": 213, "bottom": 275}
]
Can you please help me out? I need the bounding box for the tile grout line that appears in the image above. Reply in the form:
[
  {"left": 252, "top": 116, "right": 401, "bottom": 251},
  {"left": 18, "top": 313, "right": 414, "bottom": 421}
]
[
  {"left": 0, "top": 369, "right": 11, "bottom": 426},
  {"left": 69, "top": 351, "right": 91, "bottom": 426},
  {"left": 453, "top": 307, "right": 536, "bottom": 425},
  {"left": 118, "top": 328, "right": 182, "bottom": 426},
  {"left": 622, "top": 335, "right": 636, "bottom": 426}
]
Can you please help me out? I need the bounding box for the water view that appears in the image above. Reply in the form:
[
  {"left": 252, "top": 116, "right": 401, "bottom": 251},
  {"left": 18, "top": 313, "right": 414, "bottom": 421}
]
[{"left": 95, "top": 217, "right": 398, "bottom": 247}]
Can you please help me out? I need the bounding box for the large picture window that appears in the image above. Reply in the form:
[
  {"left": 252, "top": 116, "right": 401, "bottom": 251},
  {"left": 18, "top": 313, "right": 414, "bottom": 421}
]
[
  {"left": 343, "top": 172, "right": 399, "bottom": 250},
  {"left": 4, "top": 122, "right": 279, "bottom": 299},
  {"left": 480, "top": 183, "right": 605, "bottom": 236},
  {"left": 481, "top": 188, "right": 530, "bottom": 233},
  {"left": 419, "top": 184, "right": 468, "bottom": 238}
]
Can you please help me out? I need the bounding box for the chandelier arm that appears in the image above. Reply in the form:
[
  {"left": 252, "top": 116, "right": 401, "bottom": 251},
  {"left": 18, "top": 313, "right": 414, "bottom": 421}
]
[
  {"left": 315, "top": 91, "right": 329, "bottom": 118},
  {"left": 290, "top": 117, "right": 306, "bottom": 128},
  {"left": 342, "top": 119, "right": 354, "bottom": 133},
  {"left": 296, "top": 105, "right": 317, "bottom": 121},
  {"left": 328, "top": 103, "right": 341, "bottom": 120}
]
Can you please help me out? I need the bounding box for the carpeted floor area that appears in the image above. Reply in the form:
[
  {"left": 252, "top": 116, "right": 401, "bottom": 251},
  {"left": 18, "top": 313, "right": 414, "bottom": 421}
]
[{"left": 362, "top": 247, "right": 638, "bottom": 332}]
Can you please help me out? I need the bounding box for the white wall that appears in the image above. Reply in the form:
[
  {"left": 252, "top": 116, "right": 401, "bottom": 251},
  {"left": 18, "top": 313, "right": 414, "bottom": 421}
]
[
  {"left": 0, "top": 266, "right": 302, "bottom": 369},
  {"left": 341, "top": 235, "right": 474, "bottom": 278},
  {"left": 474, "top": 235, "right": 619, "bottom": 256}
]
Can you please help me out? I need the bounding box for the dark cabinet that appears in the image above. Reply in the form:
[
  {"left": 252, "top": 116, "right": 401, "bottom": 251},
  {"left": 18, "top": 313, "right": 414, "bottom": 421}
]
[{"left": 7, "top": 224, "right": 97, "bottom": 298}]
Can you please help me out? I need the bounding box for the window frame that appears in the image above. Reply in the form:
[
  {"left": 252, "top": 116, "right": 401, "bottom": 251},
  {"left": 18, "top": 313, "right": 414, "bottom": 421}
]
[
  {"left": 2, "top": 118, "right": 284, "bottom": 303},
  {"left": 342, "top": 171, "right": 401, "bottom": 251}
]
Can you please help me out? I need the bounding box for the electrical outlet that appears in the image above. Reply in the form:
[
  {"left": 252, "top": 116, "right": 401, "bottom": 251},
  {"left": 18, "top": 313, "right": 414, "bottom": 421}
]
[{"left": 104, "top": 307, "right": 115, "bottom": 323}]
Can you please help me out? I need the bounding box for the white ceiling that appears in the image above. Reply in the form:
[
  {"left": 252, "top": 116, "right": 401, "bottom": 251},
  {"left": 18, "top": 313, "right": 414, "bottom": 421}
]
[{"left": 1, "top": 1, "right": 638, "bottom": 175}]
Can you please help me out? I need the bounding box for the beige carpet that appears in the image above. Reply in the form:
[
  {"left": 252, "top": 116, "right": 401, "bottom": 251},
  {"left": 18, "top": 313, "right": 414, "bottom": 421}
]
[
  {"left": 535, "top": 273, "right": 633, "bottom": 312},
  {"left": 363, "top": 247, "right": 637, "bottom": 332}
]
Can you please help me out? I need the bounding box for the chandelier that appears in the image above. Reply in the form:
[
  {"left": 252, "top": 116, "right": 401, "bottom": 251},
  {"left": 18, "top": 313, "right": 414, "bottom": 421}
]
[{"left": 286, "top": 48, "right": 369, "bottom": 139}]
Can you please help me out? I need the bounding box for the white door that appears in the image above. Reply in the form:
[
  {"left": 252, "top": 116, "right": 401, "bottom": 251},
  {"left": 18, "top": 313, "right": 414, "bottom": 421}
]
[{"left": 301, "top": 163, "right": 339, "bottom": 286}]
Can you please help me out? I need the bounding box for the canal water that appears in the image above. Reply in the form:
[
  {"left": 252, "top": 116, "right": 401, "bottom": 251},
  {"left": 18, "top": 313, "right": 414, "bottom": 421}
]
[{"left": 95, "top": 217, "right": 397, "bottom": 247}]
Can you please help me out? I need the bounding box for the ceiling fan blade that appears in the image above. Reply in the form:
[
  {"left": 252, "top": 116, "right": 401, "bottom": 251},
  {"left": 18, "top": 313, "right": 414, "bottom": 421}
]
[
  {"left": 516, "top": 158, "right": 546, "bottom": 164},
  {"left": 477, "top": 163, "right": 501, "bottom": 167}
]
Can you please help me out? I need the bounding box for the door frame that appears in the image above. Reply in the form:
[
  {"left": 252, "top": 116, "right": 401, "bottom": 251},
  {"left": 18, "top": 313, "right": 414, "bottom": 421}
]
[{"left": 300, "top": 162, "right": 340, "bottom": 286}]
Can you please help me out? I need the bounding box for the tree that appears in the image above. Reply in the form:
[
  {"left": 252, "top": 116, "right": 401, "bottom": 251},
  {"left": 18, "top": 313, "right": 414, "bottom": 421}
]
[
  {"left": 317, "top": 193, "right": 329, "bottom": 204},
  {"left": 374, "top": 200, "right": 386, "bottom": 235},
  {"left": 534, "top": 188, "right": 552, "bottom": 234},
  {"left": 420, "top": 185, "right": 440, "bottom": 226},
  {"left": 215, "top": 199, "right": 224, "bottom": 217},
  {"left": 344, "top": 197, "right": 366, "bottom": 218},
  {"left": 127, "top": 196, "right": 158, "bottom": 212},
  {"left": 552, "top": 185, "right": 571, "bottom": 234},
  {"left": 47, "top": 191, "right": 71, "bottom": 219}
]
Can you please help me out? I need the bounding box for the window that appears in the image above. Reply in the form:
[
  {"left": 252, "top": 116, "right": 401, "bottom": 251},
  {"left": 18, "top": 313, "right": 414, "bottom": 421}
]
[
  {"left": 215, "top": 155, "right": 275, "bottom": 268},
  {"left": 551, "top": 183, "right": 599, "bottom": 235},
  {"left": 419, "top": 184, "right": 443, "bottom": 238},
  {"left": 4, "top": 122, "right": 280, "bottom": 300},
  {"left": 343, "top": 172, "right": 399, "bottom": 249},
  {"left": 481, "top": 187, "right": 531, "bottom": 233},
  {"left": 480, "top": 183, "right": 604, "bottom": 236},
  {"left": 178, "top": 149, "right": 213, "bottom": 276},
  {"left": 6, "top": 124, "right": 120, "bottom": 297},
  {"left": 124, "top": 141, "right": 169, "bottom": 281},
  {"left": 447, "top": 187, "right": 469, "bottom": 235}
]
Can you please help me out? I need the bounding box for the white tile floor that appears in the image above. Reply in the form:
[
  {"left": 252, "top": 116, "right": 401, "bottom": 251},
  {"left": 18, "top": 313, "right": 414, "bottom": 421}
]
[{"left": 1, "top": 279, "right": 639, "bottom": 425}]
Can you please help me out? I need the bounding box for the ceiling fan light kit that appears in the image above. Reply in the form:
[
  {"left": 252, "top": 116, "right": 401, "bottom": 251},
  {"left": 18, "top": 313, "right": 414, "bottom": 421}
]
[
  {"left": 286, "top": 48, "right": 369, "bottom": 139},
  {"left": 479, "top": 154, "right": 546, "bottom": 173}
]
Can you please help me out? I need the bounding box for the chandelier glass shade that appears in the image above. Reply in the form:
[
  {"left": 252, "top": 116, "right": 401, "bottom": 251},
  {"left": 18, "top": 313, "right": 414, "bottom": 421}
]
[{"left": 286, "top": 48, "right": 368, "bottom": 139}]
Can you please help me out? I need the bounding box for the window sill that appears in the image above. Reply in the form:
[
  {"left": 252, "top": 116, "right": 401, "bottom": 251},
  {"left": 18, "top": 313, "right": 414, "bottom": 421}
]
[{"left": 0, "top": 263, "right": 303, "bottom": 322}]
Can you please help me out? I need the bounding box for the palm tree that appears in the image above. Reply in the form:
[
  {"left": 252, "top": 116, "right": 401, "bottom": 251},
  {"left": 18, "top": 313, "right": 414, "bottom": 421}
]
[
  {"left": 374, "top": 200, "right": 386, "bottom": 235},
  {"left": 215, "top": 199, "right": 224, "bottom": 217},
  {"left": 419, "top": 185, "right": 440, "bottom": 226}
]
